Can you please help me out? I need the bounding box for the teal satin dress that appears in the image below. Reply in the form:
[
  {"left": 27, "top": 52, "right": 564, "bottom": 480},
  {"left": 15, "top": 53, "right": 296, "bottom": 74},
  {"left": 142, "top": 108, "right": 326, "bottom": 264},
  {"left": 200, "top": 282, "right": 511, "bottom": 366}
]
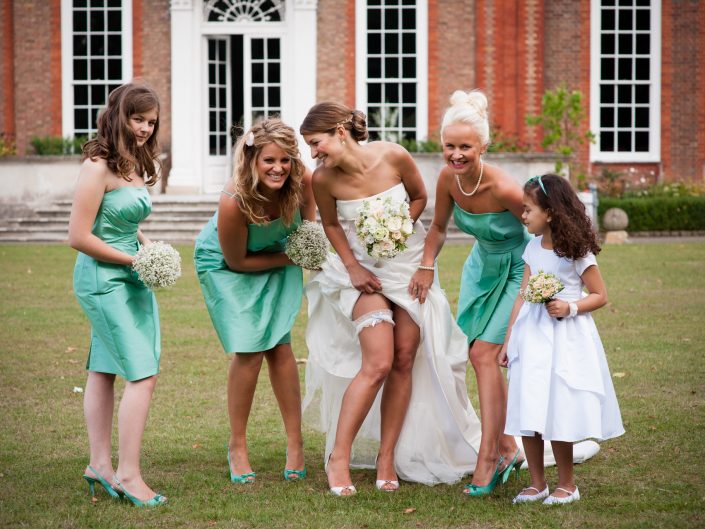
[
  {"left": 194, "top": 210, "right": 303, "bottom": 353},
  {"left": 454, "top": 204, "right": 531, "bottom": 345},
  {"left": 73, "top": 187, "right": 161, "bottom": 381}
]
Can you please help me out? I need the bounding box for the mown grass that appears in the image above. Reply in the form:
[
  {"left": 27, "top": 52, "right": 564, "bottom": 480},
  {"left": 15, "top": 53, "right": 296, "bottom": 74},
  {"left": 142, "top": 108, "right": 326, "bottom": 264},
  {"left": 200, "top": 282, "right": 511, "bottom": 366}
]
[{"left": 0, "top": 241, "right": 704, "bottom": 529}]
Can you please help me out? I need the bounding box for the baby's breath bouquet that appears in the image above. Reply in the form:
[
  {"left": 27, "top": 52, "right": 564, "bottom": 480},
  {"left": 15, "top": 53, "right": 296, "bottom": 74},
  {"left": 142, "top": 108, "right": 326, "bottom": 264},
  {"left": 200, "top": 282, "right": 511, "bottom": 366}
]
[
  {"left": 132, "top": 241, "right": 182, "bottom": 289},
  {"left": 521, "top": 270, "right": 565, "bottom": 319},
  {"left": 285, "top": 220, "right": 329, "bottom": 270},
  {"left": 355, "top": 196, "right": 414, "bottom": 260}
]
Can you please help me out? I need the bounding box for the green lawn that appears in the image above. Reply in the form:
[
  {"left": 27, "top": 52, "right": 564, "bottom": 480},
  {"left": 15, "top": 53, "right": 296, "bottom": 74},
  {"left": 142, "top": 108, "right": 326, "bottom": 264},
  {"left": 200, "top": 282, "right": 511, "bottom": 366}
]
[{"left": 0, "top": 242, "right": 704, "bottom": 529}]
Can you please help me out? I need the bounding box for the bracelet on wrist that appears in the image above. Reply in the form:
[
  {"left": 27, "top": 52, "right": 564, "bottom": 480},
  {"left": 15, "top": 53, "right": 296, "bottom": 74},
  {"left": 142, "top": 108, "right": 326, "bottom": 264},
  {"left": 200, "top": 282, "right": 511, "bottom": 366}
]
[
  {"left": 568, "top": 302, "right": 579, "bottom": 318},
  {"left": 418, "top": 264, "right": 435, "bottom": 271}
]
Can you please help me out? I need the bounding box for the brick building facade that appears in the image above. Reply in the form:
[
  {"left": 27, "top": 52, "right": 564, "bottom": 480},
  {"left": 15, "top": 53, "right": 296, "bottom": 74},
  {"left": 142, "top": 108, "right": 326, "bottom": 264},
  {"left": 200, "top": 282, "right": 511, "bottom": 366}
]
[{"left": 1, "top": 0, "right": 703, "bottom": 193}]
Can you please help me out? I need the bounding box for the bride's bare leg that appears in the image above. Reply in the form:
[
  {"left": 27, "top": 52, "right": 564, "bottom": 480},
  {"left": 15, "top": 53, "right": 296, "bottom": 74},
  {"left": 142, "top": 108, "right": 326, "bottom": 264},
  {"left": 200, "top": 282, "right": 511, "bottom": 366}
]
[
  {"left": 326, "top": 294, "right": 393, "bottom": 493},
  {"left": 377, "top": 306, "right": 419, "bottom": 488}
]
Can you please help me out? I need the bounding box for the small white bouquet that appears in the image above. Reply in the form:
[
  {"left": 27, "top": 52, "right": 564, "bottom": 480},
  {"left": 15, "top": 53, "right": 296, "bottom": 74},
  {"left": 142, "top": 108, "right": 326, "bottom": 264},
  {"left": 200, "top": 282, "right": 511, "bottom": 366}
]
[
  {"left": 285, "top": 221, "right": 329, "bottom": 270},
  {"left": 355, "top": 196, "right": 414, "bottom": 260},
  {"left": 132, "top": 241, "right": 182, "bottom": 289},
  {"left": 522, "top": 270, "right": 565, "bottom": 319}
]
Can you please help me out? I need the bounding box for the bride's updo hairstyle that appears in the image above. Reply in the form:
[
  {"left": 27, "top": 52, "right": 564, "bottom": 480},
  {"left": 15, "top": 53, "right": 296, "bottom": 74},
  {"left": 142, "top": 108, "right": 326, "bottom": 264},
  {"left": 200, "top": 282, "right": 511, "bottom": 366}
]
[
  {"left": 300, "top": 102, "right": 369, "bottom": 142},
  {"left": 440, "top": 90, "right": 490, "bottom": 147}
]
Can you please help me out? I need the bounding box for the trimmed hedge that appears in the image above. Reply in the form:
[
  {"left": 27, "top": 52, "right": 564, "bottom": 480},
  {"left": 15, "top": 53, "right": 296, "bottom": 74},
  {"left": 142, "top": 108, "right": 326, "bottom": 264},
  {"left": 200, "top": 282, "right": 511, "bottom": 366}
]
[{"left": 598, "top": 196, "right": 705, "bottom": 232}]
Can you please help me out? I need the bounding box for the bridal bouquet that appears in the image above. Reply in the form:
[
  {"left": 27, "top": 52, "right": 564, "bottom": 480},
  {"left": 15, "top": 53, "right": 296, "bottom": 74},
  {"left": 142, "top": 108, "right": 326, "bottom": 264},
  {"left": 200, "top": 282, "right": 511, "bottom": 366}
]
[
  {"left": 521, "top": 271, "right": 564, "bottom": 304},
  {"left": 522, "top": 270, "right": 565, "bottom": 318},
  {"left": 132, "top": 241, "right": 182, "bottom": 289},
  {"left": 355, "top": 196, "right": 414, "bottom": 260},
  {"left": 285, "top": 220, "right": 329, "bottom": 270}
]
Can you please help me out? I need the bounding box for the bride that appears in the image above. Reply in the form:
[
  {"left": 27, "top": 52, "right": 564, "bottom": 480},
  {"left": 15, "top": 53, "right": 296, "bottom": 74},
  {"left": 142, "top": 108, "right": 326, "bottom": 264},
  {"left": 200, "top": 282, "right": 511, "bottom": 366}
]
[{"left": 300, "top": 102, "right": 482, "bottom": 494}]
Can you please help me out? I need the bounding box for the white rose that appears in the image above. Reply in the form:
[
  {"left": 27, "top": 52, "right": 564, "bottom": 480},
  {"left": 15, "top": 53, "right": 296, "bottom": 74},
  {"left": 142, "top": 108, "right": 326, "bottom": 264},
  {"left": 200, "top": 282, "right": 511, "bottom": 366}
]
[
  {"left": 363, "top": 217, "right": 378, "bottom": 230},
  {"left": 401, "top": 219, "right": 413, "bottom": 235},
  {"left": 386, "top": 216, "right": 402, "bottom": 231},
  {"left": 373, "top": 226, "right": 389, "bottom": 241}
]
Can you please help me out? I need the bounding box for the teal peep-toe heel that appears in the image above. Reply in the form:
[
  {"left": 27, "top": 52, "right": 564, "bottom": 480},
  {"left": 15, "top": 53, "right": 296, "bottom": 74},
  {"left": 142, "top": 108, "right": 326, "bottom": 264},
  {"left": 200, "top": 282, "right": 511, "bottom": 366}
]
[
  {"left": 113, "top": 476, "right": 167, "bottom": 507},
  {"left": 83, "top": 465, "right": 120, "bottom": 498},
  {"left": 501, "top": 450, "right": 523, "bottom": 484},
  {"left": 463, "top": 456, "right": 504, "bottom": 497},
  {"left": 227, "top": 446, "right": 256, "bottom": 484},
  {"left": 283, "top": 448, "right": 307, "bottom": 481}
]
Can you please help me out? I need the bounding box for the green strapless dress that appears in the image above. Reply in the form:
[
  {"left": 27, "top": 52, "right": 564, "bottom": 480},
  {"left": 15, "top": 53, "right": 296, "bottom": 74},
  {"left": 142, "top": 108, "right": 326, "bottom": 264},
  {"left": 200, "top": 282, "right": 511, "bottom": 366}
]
[
  {"left": 73, "top": 187, "right": 161, "bottom": 381},
  {"left": 454, "top": 204, "right": 531, "bottom": 344},
  {"left": 194, "top": 210, "right": 303, "bottom": 353}
]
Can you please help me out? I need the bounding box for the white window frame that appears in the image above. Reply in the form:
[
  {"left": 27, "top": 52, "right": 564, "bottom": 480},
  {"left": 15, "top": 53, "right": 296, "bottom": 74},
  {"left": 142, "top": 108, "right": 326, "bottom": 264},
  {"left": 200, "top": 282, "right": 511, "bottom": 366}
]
[
  {"left": 60, "top": 0, "right": 133, "bottom": 138},
  {"left": 589, "top": 0, "right": 661, "bottom": 163},
  {"left": 355, "top": 0, "right": 428, "bottom": 142}
]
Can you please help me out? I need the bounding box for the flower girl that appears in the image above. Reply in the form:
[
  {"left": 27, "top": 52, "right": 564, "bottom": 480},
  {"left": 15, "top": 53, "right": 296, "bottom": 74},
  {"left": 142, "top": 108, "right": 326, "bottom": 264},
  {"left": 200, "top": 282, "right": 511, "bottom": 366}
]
[{"left": 499, "top": 174, "right": 624, "bottom": 505}]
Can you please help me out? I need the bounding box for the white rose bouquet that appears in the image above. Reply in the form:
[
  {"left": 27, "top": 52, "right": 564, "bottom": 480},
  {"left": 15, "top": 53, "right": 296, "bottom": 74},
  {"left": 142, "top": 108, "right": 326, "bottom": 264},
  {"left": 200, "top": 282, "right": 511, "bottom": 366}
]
[
  {"left": 521, "top": 270, "right": 565, "bottom": 319},
  {"left": 354, "top": 196, "right": 414, "bottom": 260},
  {"left": 132, "top": 241, "right": 182, "bottom": 289},
  {"left": 285, "top": 220, "right": 330, "bottom": 270}
]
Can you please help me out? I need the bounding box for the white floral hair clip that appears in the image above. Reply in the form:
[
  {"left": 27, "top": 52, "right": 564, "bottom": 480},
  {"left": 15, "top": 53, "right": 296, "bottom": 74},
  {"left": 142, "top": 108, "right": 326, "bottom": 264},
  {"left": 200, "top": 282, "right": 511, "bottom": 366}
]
[{"left": 245, "top": 131, "right": 255, "bottom": 147}]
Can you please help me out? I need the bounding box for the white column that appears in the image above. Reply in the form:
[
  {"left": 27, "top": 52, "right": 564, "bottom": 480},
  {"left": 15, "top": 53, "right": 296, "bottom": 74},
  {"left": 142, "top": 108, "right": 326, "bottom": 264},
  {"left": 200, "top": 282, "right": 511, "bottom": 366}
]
[
  {"left": 168, "top": 0, "right": 201, "bottom": 193},
  {"left": 288, "top": 0, "right": 318, "bottom": 168}
]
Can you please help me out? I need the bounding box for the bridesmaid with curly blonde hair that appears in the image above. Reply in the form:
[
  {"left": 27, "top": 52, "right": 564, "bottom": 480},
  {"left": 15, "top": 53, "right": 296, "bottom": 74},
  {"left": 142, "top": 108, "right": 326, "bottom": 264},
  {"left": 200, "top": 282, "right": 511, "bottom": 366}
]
[{"left": 194, "top": 118, "right": 315, "bottom": 484}]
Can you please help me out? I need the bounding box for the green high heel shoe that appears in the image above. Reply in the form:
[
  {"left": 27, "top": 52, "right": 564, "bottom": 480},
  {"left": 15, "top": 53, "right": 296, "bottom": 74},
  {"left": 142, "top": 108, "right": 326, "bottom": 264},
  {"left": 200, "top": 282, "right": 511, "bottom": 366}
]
[
  {"left": 283, "top": 448, "right": 306, "bottom": 481},
  {"left": 113, "top": 476, "right": 167, "bottom": 507},
  {"left": 83, "top": 465, "right": 120, "bottom": 498},
  {"left": 463, "top": 456, "right": 504, "bottom": 497},
  {"left": 227, "top": 446, "right": 256, "bottom": 484},
  {"left": 500, "top": 449, "right": 523, "bottom": 484}
]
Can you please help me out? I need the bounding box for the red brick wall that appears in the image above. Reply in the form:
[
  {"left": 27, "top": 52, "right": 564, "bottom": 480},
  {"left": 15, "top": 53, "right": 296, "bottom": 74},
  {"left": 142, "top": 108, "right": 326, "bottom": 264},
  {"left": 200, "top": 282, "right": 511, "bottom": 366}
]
[
  {"left": 662, "top": 0, "right": 705, "bottom": 181},
  {"left": 0, "top": 0, "right": 14, "bottom": 141},
  {"left": 542, "top": 0, "right": 592, "bottom": 176},
  {"left": 428, "top": 0, "right": 474, "bottom": 138},
  {"left": 13, "top": 0, "right": 62, "bottom": 155},
  {"left": 316, "top": 0, "right": 355, "bottom": 108},
  {"left": 136, "top": 0, "right": 172, "bottom": 158},
  {"left": 474, "top": 0, "right": 544, "bottom": 149}
]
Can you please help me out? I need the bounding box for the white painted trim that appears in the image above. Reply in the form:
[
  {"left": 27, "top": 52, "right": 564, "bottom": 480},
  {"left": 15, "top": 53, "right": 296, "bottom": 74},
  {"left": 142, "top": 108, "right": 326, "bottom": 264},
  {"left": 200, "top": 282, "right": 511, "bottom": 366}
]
[
  {"left": 60, "top": 0, "right": 73, "bottom": 138},
  {"left": 589, "top": 0, "right": 661, "bottom": 163},
  {"left": 355, "top": 0, "right": 367, "bottom": 113},
  {"left": 416, "top": 0, "right": 428, "bottom": 141},
  {"left": 122, "top": 0, "right": 133, "bottom": 84}
]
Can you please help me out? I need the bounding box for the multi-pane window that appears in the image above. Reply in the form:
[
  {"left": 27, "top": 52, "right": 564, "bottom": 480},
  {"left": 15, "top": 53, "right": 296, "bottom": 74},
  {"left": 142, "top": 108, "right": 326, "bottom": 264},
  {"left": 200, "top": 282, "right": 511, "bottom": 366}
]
[
  {"left": 70, "top": 0, "right": 126, "bottom": 137},
  {"left": 591, "top": 0, "right": 660, "bottom": 161},
  {"left": 203, "top": 0, "right": 285, "bottom": 22},
  {"left": 365, "top": 0, "right": 419, "bottom": 142},
  {"left": 250, "top": 38, "right": 281, "bottom": 122},
  {"left": 207, "top": 38, "right": 229, "bottom": 156}
]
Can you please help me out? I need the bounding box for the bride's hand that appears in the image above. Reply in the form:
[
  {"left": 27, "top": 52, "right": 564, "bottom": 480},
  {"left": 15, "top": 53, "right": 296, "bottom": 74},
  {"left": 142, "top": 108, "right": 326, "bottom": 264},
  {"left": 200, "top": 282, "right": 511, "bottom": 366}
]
[
  {"left": 348, "top": 263, "right": 382, "bottom": 294},
  {"left": 408, "top": 269, "right": 433, "bottom": 304}
]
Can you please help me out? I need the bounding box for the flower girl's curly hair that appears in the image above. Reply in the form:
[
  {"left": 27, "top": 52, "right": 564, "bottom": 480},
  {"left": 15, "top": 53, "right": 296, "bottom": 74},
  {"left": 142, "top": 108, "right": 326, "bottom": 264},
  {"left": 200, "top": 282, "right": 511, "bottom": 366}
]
[
  {"left": 232, "top": 118, "right": 304, "bottom": 226},
  {"left": 525, "top": 174, "right": 601, "bottom": 260},
  {"left": 82, "top": 82, "right": 161, "bottom": 186}
]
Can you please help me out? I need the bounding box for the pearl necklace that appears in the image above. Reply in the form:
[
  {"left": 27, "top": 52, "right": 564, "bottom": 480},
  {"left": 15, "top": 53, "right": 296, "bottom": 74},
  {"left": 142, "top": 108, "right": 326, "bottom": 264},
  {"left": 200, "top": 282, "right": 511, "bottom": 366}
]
[{"left": 455, "top": 159, "right": 484, "bottom": 197}]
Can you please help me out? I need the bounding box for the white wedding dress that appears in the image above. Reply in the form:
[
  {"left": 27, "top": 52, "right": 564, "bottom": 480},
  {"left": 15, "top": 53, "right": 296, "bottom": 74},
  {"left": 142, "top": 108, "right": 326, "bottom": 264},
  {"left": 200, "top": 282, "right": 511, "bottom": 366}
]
[{"left": 302, "top": 183, "right": 600, "bottom": 485}]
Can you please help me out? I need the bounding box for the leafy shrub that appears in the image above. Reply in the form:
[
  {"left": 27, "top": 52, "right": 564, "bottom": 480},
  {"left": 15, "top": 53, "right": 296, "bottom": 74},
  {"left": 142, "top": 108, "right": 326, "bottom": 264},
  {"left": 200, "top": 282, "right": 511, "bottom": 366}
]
[
  {"left": 526, "top": 84, "right": 595, "bottom": 183},
  {"left": 487, "top": 127, "right": 529, "bottom": 153},
  {"left": 398, "top": 137, "right": 441, "bottom": 153},
  {"left": 598, "top": 196, "right": 705, "bottom": 232},
  {"left": 621, "top": 182, "right": 705, "bottom": 199},
  {"left": 30, "top": 135, "right": 86, "bottom": 155},
  {"left": 0, "top": 133, "right": 16, "bottom": 157}
]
